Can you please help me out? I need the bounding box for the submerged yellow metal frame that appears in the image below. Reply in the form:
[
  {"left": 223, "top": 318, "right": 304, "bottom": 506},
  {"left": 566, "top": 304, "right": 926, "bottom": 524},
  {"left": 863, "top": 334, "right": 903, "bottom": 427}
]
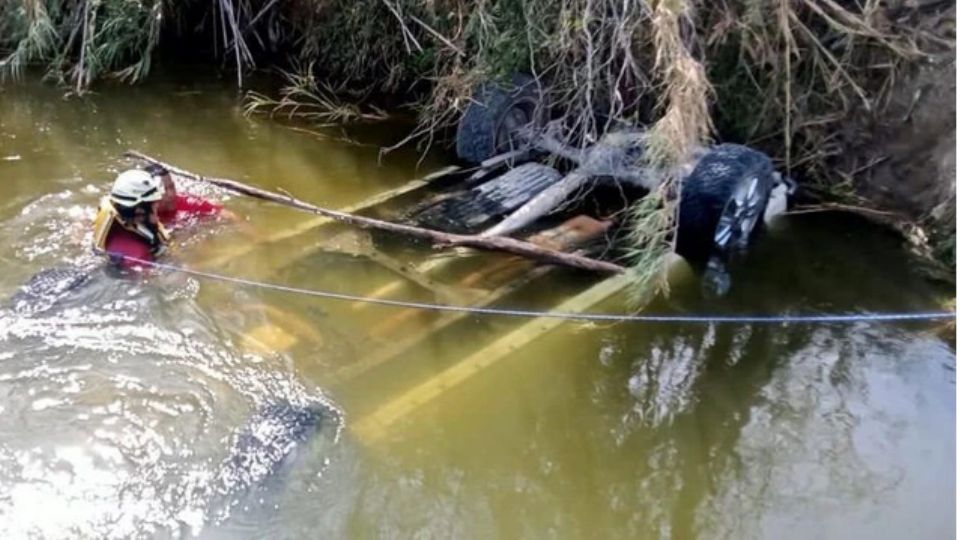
[
  {"left": 351, "top": 256, "right": 689, "bottom": 444},
  {"left": 197, "top": 164, "right": 680, "bottom": 445},
  {"left": 208, "top": 165, "right": 458, "bottom": 354}
]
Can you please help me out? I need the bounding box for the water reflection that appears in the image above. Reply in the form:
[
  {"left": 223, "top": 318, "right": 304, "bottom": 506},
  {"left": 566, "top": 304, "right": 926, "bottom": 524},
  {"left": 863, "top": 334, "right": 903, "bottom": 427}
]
[{"left": 349, "top": 241, "right": 953, "bottom": 539}]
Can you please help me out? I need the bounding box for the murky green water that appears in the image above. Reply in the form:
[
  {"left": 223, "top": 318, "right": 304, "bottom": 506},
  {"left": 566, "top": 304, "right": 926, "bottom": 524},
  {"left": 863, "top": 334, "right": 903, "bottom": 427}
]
[{"left": 0, "top": 74, "right": 954, "bottom": 539}]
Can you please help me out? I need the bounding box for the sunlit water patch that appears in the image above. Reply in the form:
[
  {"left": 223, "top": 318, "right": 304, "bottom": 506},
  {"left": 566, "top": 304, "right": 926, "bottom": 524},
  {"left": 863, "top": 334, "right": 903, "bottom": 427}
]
[
  {"left": 0, "top": 272, "right": 345, "bottom": 537},
  {"left": 0, "top": 168, "right": 346, "bottom": 537}
]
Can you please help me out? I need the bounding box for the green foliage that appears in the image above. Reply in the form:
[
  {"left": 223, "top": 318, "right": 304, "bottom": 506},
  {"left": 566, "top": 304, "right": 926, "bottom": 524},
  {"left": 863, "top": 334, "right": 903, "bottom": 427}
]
[
  {"left": 0, "top": 1, "right": 60, "bottom": 79},
  {"left": 706, "top": 36, "right": 763, "bottom": 144},
  {"left": 289, "top": 0, "right": 424, "bottom": 91},
  {"left": 0, "top": 0, "right": 163, "bottom": 88},
  {"left": 470, "top": 0, "right": 532, "bottom": 79},
  {"left": 244, "top": 63, "right": 389, "bottom": 125}
]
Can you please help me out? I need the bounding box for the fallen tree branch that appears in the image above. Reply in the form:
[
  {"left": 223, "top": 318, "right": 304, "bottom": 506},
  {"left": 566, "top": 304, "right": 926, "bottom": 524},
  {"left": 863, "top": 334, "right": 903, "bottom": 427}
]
[{"left": 125, "top": 150, "right": 626, "bottom": 275}]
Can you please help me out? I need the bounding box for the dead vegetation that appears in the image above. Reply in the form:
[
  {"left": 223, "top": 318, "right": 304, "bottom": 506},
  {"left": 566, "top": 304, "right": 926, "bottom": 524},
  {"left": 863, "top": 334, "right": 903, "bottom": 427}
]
[{"left": 243, "top": 64, "right": 389, "bottom": 126}]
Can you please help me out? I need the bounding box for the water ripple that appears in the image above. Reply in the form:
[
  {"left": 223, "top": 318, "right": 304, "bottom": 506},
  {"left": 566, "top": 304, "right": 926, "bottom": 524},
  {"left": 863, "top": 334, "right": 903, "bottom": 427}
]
[{"left": 0, "top": 268, "right": 343, "bottom": 538}]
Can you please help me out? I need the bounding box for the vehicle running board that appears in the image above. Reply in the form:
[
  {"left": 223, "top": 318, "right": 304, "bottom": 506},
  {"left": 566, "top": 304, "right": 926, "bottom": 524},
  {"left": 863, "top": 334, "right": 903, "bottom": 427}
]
[{"left": 411, "top": 163, "right": 560, "bottom": 233}]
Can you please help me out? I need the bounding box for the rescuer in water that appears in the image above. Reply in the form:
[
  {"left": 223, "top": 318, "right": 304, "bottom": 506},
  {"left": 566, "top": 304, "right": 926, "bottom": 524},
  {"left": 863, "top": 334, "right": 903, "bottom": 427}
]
[
  {"left": 93, "top": 169, "right": 171, "bottom": 268},
  {"left": 93, "top": 165, "right": 226, "bottom": 268}
]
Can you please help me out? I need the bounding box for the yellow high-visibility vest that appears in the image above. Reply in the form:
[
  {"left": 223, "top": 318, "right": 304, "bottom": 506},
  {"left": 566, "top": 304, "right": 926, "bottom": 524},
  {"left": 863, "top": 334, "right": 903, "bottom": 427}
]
[{"left": 92, "top": 197, "right": 170, "bottom": 252}]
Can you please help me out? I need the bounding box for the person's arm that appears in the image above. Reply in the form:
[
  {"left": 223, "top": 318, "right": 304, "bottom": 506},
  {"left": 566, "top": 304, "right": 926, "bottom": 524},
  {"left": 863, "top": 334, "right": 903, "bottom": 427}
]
[
  {"left": 180, "top": 194, "right": 261, "bottom": 238},
  {"left": 177, "top": 194, "right": 224, "bottom": 218}
]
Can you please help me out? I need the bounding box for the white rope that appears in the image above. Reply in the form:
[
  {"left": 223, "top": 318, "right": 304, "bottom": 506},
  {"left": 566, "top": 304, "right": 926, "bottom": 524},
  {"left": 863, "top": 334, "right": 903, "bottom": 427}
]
[{"left": 101, "top": 253, "right": 955, "bottom": 325}]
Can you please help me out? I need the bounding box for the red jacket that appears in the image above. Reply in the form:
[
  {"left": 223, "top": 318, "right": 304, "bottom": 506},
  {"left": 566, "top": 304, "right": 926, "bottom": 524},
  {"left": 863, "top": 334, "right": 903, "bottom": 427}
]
[{"left": 103, "top": 195, "right": 222, "bottom": 269}]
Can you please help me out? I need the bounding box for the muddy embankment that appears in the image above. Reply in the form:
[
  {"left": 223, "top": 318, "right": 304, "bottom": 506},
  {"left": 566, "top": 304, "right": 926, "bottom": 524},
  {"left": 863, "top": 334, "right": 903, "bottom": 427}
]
[{"left": 842, "top": 55, "right": 956, "bottom": 270}]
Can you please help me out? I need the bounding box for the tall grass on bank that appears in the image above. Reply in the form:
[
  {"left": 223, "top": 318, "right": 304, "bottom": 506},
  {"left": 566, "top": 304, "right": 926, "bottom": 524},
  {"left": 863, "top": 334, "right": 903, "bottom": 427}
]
[
  {"left": 0, "top": 0, "right": 164, "bottom": 90},
  {"left": 6, "top": 2, "right": 937, "bottom": 174},
  {"left": 624, "top": 0, "right": 713, "bottom": 296}
]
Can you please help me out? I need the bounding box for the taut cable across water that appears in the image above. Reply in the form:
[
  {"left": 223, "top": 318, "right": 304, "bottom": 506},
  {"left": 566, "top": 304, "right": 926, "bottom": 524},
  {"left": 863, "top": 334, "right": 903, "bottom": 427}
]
[{"left": 95, "top": 252, "right": 956, "bottom": 325}]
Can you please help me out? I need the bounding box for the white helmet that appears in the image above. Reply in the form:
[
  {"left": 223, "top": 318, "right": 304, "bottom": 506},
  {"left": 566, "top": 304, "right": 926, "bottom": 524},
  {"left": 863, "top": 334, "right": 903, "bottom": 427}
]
[{"left": 110, "top": 169, "right": 164, "bottom": 208}]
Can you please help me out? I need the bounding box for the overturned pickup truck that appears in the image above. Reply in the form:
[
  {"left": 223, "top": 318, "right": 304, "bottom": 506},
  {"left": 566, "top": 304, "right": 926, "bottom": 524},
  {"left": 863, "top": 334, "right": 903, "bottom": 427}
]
[{"left": 407, "top": 75, "right": 794, "bottom": 294}]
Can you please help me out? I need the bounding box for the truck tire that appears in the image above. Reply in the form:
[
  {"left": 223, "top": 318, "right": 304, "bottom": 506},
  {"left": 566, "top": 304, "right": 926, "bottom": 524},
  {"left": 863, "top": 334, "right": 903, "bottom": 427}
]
[
  {"left": 455, "top": 74, "right": 544, "bottom": 164},
  {"left": 676, "top": 144, "right": 775, "bottom": 264}
]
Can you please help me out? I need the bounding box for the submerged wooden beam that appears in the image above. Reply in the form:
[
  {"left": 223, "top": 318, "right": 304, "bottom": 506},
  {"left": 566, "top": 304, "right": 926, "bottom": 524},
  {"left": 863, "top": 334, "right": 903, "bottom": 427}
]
[
  {"left": 351, "top": 215, "right": 609, "bottom": 311},
  {"left": 360, "top": 245, "right": 482, "bottom": 305},
  {"left": 126, "top": 150, "right": 627, "bottom": 275},
  {"left": 239, "top": 303, "right": 326, "bottom": 354}
]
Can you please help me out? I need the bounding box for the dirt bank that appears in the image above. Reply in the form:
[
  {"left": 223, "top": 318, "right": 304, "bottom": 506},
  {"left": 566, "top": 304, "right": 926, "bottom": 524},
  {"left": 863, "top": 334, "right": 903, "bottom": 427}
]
[{"left": 840, "top": 54, "right": 955, "bottom": 268}]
